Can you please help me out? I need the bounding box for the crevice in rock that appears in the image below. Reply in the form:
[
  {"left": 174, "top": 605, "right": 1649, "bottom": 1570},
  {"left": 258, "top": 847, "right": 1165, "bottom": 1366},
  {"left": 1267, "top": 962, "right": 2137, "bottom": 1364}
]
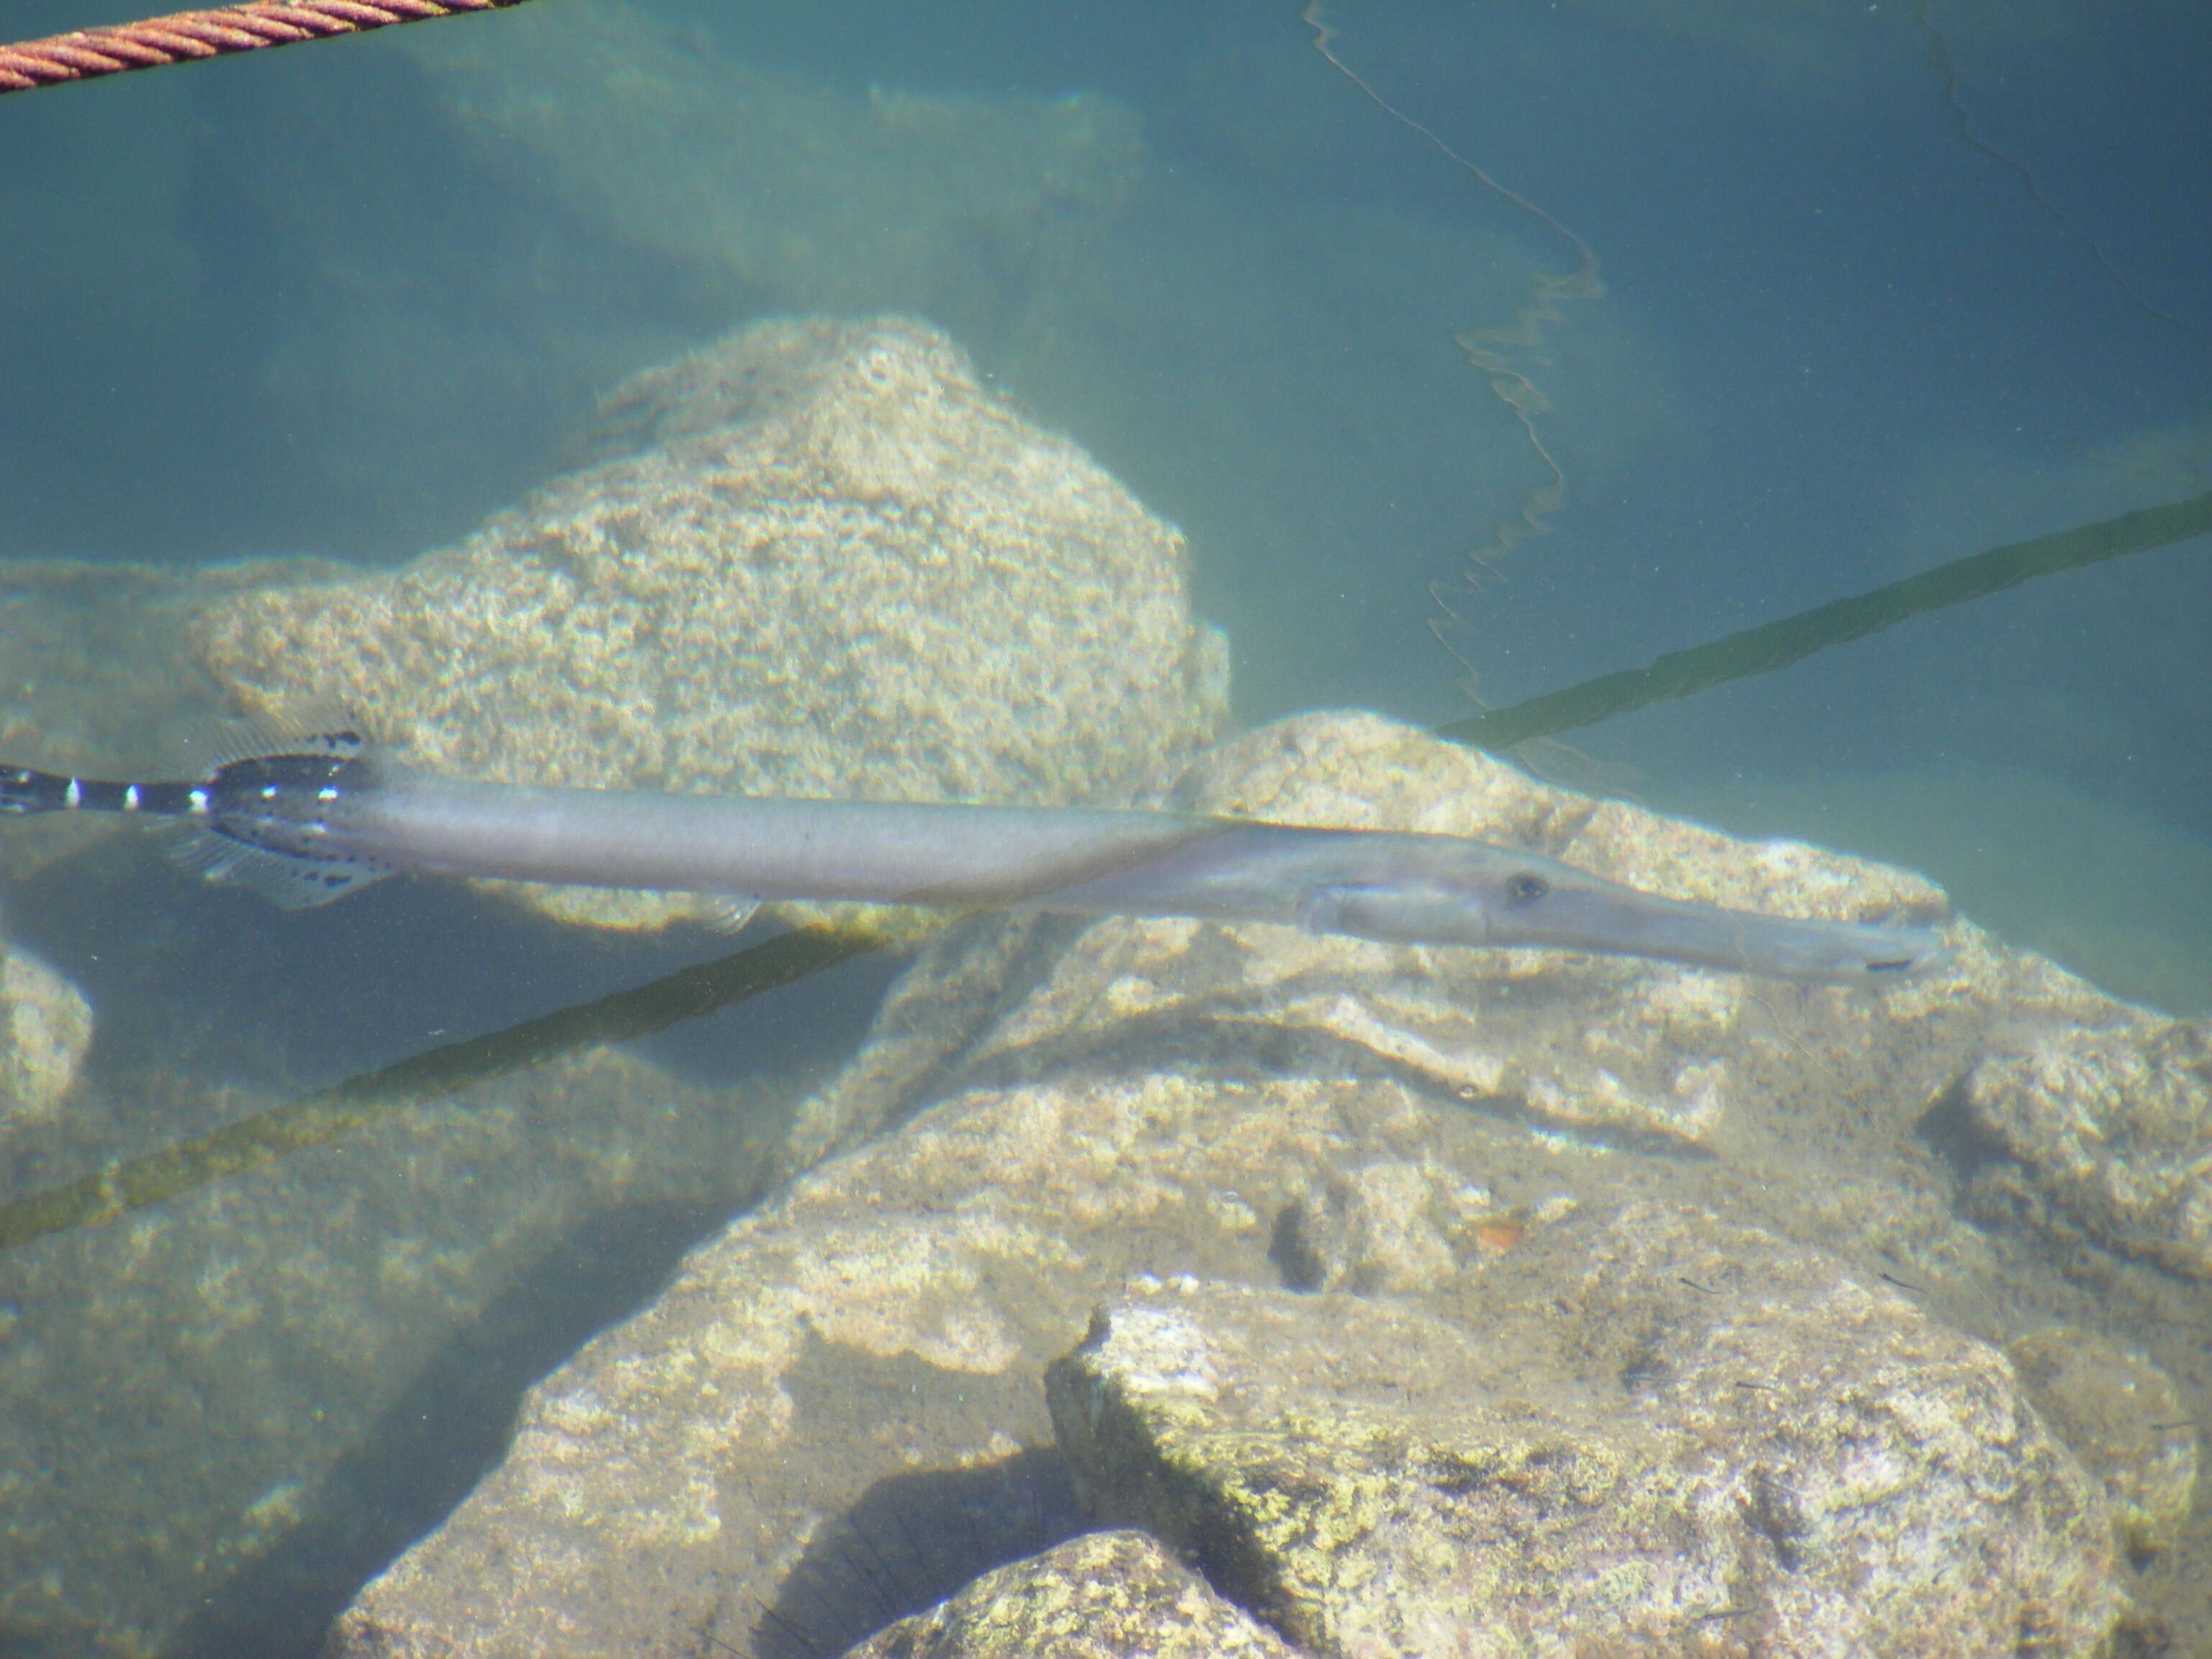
[{"left": 742, "top": 1446, "right": 1088, "bottom": 1659}]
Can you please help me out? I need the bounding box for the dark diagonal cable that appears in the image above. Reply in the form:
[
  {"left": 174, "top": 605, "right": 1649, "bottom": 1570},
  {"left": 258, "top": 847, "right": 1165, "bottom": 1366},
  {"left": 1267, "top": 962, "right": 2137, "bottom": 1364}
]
[
  {"left": 1442, "top": 488, "right": 2212, "bottom": 752},
  {"left": 0, "top": 921, "right": 897, "bottom": 1252}
]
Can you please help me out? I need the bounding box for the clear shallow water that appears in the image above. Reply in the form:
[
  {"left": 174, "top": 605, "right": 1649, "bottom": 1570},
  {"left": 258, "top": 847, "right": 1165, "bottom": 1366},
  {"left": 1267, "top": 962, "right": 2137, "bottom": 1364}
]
[
  {"left": 2, "top": 0, "right": 2205, "bottom": 984},
  {"left": 0, "top": 1, "right": 2207, "bottom": 1652}
]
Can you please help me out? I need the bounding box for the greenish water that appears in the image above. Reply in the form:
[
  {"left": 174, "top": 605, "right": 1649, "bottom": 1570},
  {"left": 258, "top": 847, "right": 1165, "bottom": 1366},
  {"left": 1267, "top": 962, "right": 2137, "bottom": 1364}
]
[{"left": 0, "top": 1, "right": 2206, "bottom": 1653}]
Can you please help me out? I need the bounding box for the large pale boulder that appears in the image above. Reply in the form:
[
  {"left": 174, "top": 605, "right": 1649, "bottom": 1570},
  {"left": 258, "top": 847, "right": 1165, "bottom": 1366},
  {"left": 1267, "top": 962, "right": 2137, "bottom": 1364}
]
[{"left": 194, "top": 314, "right": 1228, "bottom": 930}]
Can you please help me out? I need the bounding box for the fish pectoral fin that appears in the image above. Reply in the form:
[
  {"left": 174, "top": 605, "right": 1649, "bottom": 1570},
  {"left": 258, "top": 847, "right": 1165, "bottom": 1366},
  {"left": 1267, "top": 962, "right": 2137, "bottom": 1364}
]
[
  {"left": 1294, "top": 883, "right": 1390, "bottom": 938},
  {"left": 163, "top": 824, "right": 392, "bottom": 909},
  {"left": 698, "top": 895, "right": 765, "bottom": 936}
]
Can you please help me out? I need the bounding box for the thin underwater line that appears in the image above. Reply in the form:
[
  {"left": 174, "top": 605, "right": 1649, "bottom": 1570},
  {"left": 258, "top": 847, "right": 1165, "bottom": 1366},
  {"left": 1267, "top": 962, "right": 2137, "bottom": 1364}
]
[
  {"left": 0, "top": 921, "right": 900, "bottom": 1253},
  {"left": 1916, "top": 0, "right": 2211, "bottom": 354},
  {"left": 1300, "top": 0, "right": 1606, "bottom": 706},
  {"left": 1440, "top": 486, "right": 2212, "bottom": 752}
]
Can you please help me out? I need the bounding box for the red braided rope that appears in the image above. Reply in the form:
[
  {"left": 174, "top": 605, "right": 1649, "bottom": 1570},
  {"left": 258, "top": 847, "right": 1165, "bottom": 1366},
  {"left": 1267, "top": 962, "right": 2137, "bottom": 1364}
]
[{"left": 0, "top": 0, "right": 538, "bottom": 94}]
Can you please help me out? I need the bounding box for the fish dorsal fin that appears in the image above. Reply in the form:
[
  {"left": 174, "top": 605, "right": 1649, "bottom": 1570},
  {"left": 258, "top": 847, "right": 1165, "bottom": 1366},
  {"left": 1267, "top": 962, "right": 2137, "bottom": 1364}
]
[{"left": 167, "top": 705, "right": 373, "bottom": 778}]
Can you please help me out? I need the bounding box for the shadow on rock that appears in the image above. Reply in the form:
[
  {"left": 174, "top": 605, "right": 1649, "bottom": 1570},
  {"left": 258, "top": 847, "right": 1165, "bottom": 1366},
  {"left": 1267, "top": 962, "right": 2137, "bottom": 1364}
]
[
  {"left": 161, "top": 1197, "right": 749, "bottom": 1659},
  {"left": 750, "top": 1447, "right": 1088, "bottom": 1659}
]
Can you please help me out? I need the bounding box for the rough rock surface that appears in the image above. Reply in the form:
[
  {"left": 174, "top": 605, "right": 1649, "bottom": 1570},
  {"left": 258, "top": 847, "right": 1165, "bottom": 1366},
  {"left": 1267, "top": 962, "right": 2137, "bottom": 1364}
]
[
  {"left": 325, "top": 1064, "right": 1349, "bottom": 1659},
  {"left": 1049, "top": 1215, "right": 2116, "bottom": 1659},
  {"left": 845, "top": 1529, "right": 1299, "bottom": 1659},
  {"left": 323, "top": 712, "right": 2212, "bottom": 1659},
  {"left": 1, "top": 313, "right": 1230, "bottom": 1658},
  {"left": 0, "top": 940, "right": 93, "bottom": 1143},
  {"left": 1964, "top": 1019, "right": 2212, "bottom": 1281},
  {"left": 2008, "top": 1326, "right": 2198, "bottom": 1555},
  {"left": 0, "top": 1043, "right": 801, "bottom": 1659},
  {"left": 193, "top": 314, "right": 1228, "bottom": 929}
]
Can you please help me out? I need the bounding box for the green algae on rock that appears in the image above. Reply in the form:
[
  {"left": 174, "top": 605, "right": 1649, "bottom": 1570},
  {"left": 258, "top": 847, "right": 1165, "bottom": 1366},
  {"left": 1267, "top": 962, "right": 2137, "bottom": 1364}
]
[
  {"left": 1048, "top": 1209, "right": 2118, "bottom": 1658},
  {"left": 193, "top": 314, "right": 1228, "bottom": 932},
  {"left": 843, "top": 1529, "right": 1300, "bottom": 1659}
]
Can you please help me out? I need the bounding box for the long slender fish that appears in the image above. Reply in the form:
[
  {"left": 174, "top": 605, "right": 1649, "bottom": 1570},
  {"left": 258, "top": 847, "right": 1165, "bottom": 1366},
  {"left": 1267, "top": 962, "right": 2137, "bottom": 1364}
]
[{"left": 0, "top": 726, "right": 1947, "bottom": 982}]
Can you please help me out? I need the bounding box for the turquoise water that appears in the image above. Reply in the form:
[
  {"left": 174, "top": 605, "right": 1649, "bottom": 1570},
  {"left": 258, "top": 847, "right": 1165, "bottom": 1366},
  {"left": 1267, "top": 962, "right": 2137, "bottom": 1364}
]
[
  {"left": 0, "top": 1, "right": 2206, "bottom": 1653},
  {"left": 3, "top": 0, "right": 2205, "bottom": 999}
]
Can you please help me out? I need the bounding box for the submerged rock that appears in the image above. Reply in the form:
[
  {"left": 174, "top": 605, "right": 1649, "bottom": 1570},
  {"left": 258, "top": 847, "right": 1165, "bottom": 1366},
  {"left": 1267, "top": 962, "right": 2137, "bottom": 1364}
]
[
  {"left": 2008, "top": 1326, "right": 2198, "bottom": 1556},
  {"left": 323, "top": 1064, "right": 1348, "bottom": 1659},
  {"left": 320, "top": 709, "right": 2212, "bottom": 1655},
  {"left": 0, "top": 310, "right": 1231, "bottom": 1658},
  {"left": 0, "top": 559, "right": 310, "bottom": 888},
  {"left": 1964, "top": 1020, "right": 2212, "bottom": 1282},
  {"left": 402, "top": 0, "right": 1143, "bottom": 368},
  {"left": 193, "top": 313, "right": 1228, "bottom": 930},
  {"left": 0, "top": 1043, "right": 801, "bottom": 1659},
  {"left": 1049, "top": 1212, "right": 2116, "bottom": 1658},
  {"left": 0, "top": 939, "right": 92, "bottom": 1139},
  {"left": 843, "top": 1529, "right": 1299, "bottom": 1659}
]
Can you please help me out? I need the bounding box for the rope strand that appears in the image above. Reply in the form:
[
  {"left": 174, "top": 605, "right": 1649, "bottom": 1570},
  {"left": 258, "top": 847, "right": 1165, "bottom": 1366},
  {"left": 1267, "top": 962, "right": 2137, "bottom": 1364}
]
[{"left": 0, "top": 0, "right": 537, "bottom": 95}]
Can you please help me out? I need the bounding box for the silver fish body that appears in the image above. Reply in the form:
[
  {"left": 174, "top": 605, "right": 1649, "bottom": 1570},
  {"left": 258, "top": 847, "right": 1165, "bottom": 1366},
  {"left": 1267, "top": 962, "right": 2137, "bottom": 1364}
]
[{"left": 1, "top": 738, "right": 1948, "bottom": 984}]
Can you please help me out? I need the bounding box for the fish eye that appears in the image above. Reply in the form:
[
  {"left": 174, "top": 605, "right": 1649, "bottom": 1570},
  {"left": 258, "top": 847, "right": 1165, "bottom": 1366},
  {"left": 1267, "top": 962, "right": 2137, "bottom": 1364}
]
[{"left": 1505, "top": 871, "right": 1550, "bottom": 904}]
